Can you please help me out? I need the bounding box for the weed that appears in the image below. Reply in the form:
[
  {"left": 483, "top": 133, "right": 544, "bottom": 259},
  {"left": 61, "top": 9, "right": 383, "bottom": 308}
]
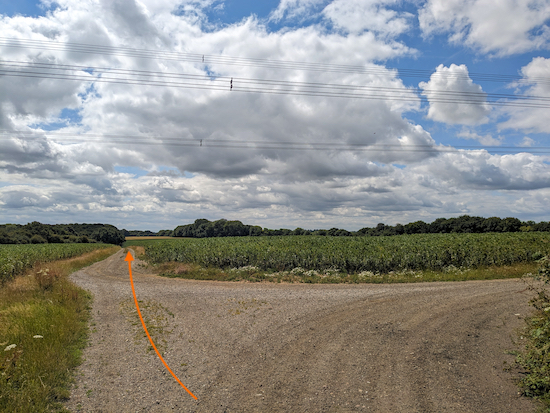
[{"left": 119, "top": 298, "right": 175, "bottom": 355}]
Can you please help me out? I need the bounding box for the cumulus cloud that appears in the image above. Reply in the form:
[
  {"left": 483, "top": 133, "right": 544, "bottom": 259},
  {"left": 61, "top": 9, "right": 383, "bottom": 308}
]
[
  {"left": 322, "top": 0, "right": 412, "bottom": 37},
  {"left": 1, "top": 1, "right": 549, "bottom": 230},
  {"left": 271, "top": 0, "right": 413, "bottom": 38},
  {"left": 500, "top": 57, "right": 550, "bottom": 133},
  {"left": 419, "top": 0, "right": 550, "bottom": 56},
  {"left": 520, "top": 137, "right": 536, "bottom": 147},
  {"left": 457, "top": 130, "right": 503, "bottom": 146},
  {"left": 419, "top": 64, "right": 491, "bottom": 125},
  {"left": 415, "top": 151, "right": 550, "bottom": 191},
  {"left": 269, "top": 0, "right": 325, "bottom": 22}
]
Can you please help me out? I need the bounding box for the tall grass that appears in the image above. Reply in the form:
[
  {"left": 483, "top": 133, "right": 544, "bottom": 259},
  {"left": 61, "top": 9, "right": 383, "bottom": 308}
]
[{"left": 0, "top": 246, "right": 119, "bottom": 413}]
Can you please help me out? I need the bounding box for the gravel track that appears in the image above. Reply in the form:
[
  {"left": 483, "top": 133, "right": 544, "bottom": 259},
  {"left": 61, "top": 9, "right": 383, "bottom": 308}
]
[{"left": 65, "top": 249, "right": 537, "bottom": 412}]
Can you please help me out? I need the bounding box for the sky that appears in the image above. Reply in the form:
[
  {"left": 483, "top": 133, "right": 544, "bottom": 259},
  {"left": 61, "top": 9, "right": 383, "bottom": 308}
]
[{"left": 0, "top": 0, "right": 550, "bottom": 231}]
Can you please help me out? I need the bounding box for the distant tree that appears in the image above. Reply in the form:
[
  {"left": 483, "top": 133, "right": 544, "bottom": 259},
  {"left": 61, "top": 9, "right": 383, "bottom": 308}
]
[
  {"left": 534, "top": 222, "right": 550, "bottom": 232},
  {"left": 404, "top": 221, "right": 429, "bottom": 234},
  {"left": 453, "top": 215, "right": 484, "bottom": 233},
  {"left": 31, "top": 234, "right": 47, "bottom": 244},
  {"left": 223, "top": 220, "right": 249, "bottom": 237},
  {"left": 91, "top": 227, "right": 125, "bottom": 245},
  {"left": 501, "top": 217, "right": 522, "bottom": 232},
  {"left": 430, "top": 218, "right": 452, "bottom": 233},
  {"left": 327, "top": 228, "right": 340, "bottom": 236},
  {"left": 48, "top": 234, "right": 63, "bottom": 243},
  {"left": 483, "top": 217, "right": 503, "bottom": 233},
  {"left": 0, "top": 230, "right": 15, "bottom": 244},
  {"left": 249, "top": 226, "right": 262, "bottom": 236}
]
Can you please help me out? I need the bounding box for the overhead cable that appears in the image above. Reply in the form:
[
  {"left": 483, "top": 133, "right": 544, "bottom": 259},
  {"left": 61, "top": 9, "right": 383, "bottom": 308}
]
[
  {"left": 1, "top": 36, "right": 548, "bottom": 85},
  {"left": 1, "top": 60, "right": 549, "bottom": 108},
  {"left": 1, "top": 130, "right": 548, "bottom": 154}
]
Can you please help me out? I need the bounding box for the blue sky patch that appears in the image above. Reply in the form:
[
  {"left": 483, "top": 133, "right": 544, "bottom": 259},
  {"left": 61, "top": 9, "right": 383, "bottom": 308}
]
[
  {"left": 30, "top": 108, "right": 82, "bottom": 131},
  {"left": 114, "top": 166, "right": 149, "bottom": 178},
  {"left": 0, "top": 0, "right": 59, "bottom": 17}
]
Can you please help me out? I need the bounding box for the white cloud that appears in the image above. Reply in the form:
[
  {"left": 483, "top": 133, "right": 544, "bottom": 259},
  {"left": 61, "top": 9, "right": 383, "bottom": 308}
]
[
  {"left": 322, "top": 0, "right": 412, "bottom": 37},
  {"left": 419, "top": 64, "right": 491, "bottom": 125},
  {"left": 270, "top": 0, "right": 414, "bottom": 38},
  {"left": 269, "top": 0, "right": 325, "bottom": 22},
  {"left": 1, "top": 1, "right": 549, "bottom": 230},
  {"left": 415, "top": 150, "right": 550, "bottom": 191},
  {"left": 500, "top": 57, "right": 550, "bottom": 133},
  {"left": 419, "top": 0, "right": 550, "bottom": 56},
  {"left": 457, "top": 130, "right": 503, "bottom": 146}
]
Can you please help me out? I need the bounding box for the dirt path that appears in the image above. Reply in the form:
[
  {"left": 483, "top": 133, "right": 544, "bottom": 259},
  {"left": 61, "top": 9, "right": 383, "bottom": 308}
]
[{"left": 65, "top": 250, "right": 537, "bottom": 412}]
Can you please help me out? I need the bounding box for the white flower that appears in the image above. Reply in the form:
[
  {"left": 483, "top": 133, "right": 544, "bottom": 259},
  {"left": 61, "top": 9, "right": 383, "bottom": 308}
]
[
  {"left": 33, "top": 335, "right": 44, "bottom": 339},
  {"left": 4, "top": 344, "right": 16, "bottom": 351}
]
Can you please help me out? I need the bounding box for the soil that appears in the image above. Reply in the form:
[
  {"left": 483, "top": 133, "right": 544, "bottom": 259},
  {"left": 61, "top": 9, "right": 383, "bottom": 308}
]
[{"left": 65, "top": 249, "right": 538, "bottom": 412}]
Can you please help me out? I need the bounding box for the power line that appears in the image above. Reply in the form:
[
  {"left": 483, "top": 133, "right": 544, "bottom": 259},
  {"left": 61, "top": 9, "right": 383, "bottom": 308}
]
[
  {"left": 1, "top": 60, "right": 549, "bottom": 108},
  {"left": 2, "top": 130, "right": 548, "bottom": 154},
  {"left": 1, "top": 36, "right": 548, "bottom": 85},
  {"left": 1, "top": 37, "right": 548, "bottom": 155}
]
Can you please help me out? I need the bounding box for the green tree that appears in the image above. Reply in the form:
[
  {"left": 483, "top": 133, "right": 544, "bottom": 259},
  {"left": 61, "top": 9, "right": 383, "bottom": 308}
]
[{"left": 91, "top": 227, "right": 125, "bottom": 245}]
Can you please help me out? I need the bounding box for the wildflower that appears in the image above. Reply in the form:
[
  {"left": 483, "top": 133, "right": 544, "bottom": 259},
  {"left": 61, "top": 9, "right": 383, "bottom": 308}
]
[
  {"left": 33, "top": 335, "right": 44, "bottom": 339},
  {"left": 4, "top": 344, "right": 16, "bottom": 351}
]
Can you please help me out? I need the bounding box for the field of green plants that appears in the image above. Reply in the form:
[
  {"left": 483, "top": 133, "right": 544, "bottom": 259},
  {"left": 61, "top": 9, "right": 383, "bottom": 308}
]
[
  {"left": 0, "top": 243, "right": 112, "bottom": 284},
  {"left": 135, "top": 233, "right": 550, "bottom": 274}
]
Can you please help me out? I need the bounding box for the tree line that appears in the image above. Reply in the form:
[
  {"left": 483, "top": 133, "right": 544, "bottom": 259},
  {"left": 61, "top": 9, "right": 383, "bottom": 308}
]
[
  {"left": 0, "top": 222, "right": 125, "bottom": 245},
  {"left": 171, "top": 216, "right": 550, "bottom": 238},
  {"left": 2, "top": 216, "right": 550, "bottom": 245}
]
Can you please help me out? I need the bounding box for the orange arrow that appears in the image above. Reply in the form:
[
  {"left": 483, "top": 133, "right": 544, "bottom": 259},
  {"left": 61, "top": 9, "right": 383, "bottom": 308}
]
[{"left": 125, "top": 251, "right": 197, "bottom": 400}]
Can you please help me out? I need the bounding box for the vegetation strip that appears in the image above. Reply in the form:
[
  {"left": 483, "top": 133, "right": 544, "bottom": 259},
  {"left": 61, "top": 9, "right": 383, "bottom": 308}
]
[
  {"left": 130, "top": 233, "right": 550, "bottom": 282},
  {"left": 0, "top": 246, "right": 119, "bottom": 413},
  {"left": 0, "top": 243, "right": 114, "bottom": 285},
  {"left": 515, "top": 257, "right": 550, "bottom": 412}
]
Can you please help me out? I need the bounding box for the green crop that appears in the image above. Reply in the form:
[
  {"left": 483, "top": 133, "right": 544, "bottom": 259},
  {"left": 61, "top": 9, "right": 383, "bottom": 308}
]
[
  {"left": 140, "top": 233, "right": 550, "bottom": 274},
  {"left": 0, "top": 243, "right": 112, "bottom": 284}
]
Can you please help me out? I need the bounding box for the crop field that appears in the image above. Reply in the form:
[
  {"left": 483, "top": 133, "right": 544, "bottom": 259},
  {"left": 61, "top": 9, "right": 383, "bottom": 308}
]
[
  {"left": 0, "top": 243, "right": 113, "bottom": 284},
  {"left": 124, "top": 236, "right": 176, "bottom": 241},
  {"left": 134, "top": 233, "right": 550, "bottom": 277}
]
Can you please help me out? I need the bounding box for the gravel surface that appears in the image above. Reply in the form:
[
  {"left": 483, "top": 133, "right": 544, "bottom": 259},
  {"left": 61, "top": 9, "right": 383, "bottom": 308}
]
[{"left": 65, "top": 249, "right": 537, "bottom": 412}]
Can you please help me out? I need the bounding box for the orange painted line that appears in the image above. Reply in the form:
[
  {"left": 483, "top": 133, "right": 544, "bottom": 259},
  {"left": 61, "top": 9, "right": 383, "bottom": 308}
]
[{"left": 125, "top": 251, "right": 198, "bottom": 400}]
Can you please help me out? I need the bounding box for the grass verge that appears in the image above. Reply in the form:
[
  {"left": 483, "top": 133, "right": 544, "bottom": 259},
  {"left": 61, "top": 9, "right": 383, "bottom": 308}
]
[
  {"left": 149, "top": 260, "right": 537, "bottom": 284},
  {"left": 514, "top": 256, "right": 550, "bottom": 412},
  {"left": 0, "top": 246, "right": 119, "bottom": 413}
]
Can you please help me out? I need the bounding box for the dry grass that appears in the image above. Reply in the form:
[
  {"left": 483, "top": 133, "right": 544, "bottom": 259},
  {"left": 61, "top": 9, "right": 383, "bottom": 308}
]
[{"left": 128, "top": 245, "right": 146, "bottom": 256}]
